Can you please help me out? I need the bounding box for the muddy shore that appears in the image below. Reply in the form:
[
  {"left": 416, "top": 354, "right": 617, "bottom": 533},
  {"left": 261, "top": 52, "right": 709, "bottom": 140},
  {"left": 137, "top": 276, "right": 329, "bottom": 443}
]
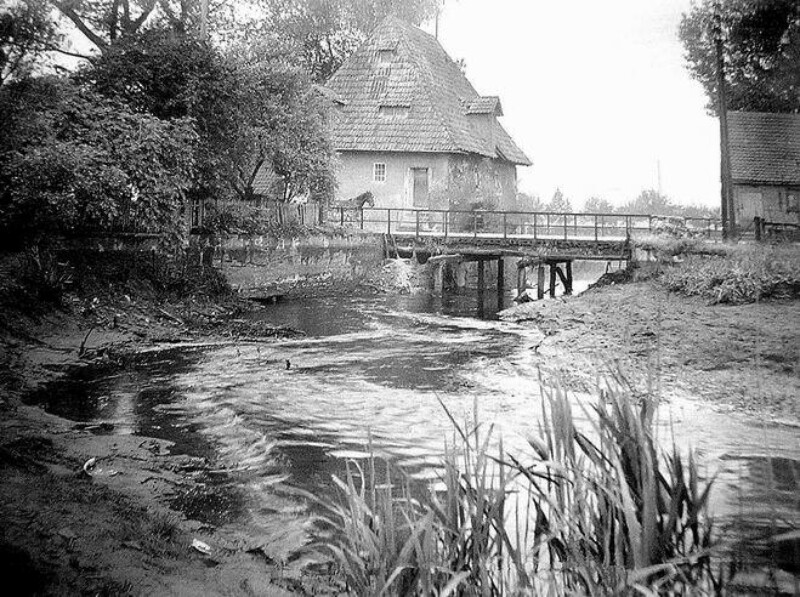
[
  {"left": 1, "top": 270, "right": 798, "bottom": 595},
  {"left": 502, "top": 275, "right": 800, "bottom": 422}
]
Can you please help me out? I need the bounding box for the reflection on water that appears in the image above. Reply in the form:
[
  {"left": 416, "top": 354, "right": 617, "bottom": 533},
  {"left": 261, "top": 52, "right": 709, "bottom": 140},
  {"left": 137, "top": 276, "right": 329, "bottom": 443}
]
[{"left": 26, "top": 291, "right": 800, "bottom": 569}]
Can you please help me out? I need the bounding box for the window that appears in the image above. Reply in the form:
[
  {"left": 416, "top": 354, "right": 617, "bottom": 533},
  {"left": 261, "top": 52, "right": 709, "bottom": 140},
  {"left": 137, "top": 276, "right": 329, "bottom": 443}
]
[
  {"left": 374, "top": 163, "right": 386, "bottom": 182},
  {"left": 378, "top": 49, "right": 396, "bottom": 64},
  {"left": 788, "top": 192, "right": 799, "bottom": 213},
  {"left": 378, "top": 104, "right": 410, "bottom": 119}
]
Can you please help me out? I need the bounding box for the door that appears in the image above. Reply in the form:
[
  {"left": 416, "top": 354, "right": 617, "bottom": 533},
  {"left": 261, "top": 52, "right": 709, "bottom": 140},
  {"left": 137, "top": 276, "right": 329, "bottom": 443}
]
[{"left": 411, "top": 168, "right": 429, "bottom": 208}]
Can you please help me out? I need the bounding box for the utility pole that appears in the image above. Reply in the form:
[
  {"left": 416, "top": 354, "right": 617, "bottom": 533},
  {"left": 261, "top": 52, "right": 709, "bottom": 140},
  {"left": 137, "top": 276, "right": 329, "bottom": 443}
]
[{"left": 714, "top": 2, "right": 735, "bottom": 239}]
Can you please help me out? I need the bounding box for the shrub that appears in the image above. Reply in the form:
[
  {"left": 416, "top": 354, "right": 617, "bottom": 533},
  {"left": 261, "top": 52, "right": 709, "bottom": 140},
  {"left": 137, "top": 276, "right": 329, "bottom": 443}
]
[{"left": 661, "top": 245, "right": 800, "bottom": 303}]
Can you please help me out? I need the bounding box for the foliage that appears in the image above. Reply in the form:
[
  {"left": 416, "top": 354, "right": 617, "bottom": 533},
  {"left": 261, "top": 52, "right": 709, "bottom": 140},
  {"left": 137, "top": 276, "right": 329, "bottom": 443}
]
[
  {"left": 249, "top": 0, "right": 442, "bottom": 82},
  {"left": 84, "top": 30, "right": 335, "bottom": 205},
  {"left": 81, "top": 28, "right": 238, "bottom": 203},
  {"left": 47, "top": 0, "right": 215, "bottom": 52},
  {"left": 0, "top": 76, "right": 197, "bottom": 247},
  {"left": 547, "top": 187, "right": 572, "bottom": 212},
  {"left": 661, "top": 244, "right": 800, "bottom": 304},
  {"left": 223, "top": 41, "right": 336, "bottom": 203},
  {"left": 517, "top": 191, "right": 543, "bottom": 212},
  {"left": 201, "top": 201, "right": 313, "bottom": 238},
  {"left": 679, "top": 0, "right": 800, "bottom": 115},
  {"left": 0, "top": 0, "right": 59, "bottom": 84},
  {"left": 311, "top": 379, "right": 724, "bottom": 595},
  {"left": 583, "top": 196, "right": 615, "bottom": 214}
]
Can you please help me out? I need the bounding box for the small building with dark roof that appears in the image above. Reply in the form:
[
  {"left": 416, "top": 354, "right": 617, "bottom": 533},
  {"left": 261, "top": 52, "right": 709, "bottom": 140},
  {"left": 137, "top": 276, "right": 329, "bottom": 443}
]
[
  {"left": 728, "top": 111, "right": 800, "bottom": 226},
  {"left": 323, "top": 17, "right": 531, "bottom": 212}
]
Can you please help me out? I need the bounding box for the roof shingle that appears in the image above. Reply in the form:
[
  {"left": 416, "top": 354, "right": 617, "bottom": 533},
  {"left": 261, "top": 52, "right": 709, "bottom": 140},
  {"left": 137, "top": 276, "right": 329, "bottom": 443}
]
[
  {"left": 729, "top": 111, "right": 800, "bottom": 186},
  {"left": 325, "top": 17, "right": 531, "bottom": 166}
]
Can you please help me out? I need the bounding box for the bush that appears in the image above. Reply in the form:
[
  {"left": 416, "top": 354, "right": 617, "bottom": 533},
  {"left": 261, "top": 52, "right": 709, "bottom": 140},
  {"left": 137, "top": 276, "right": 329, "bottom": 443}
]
[
  {"left": 661, "top": 245, "right": 800, "bottom": 303},
  {"left": 0, "top": 77, "right": 197, "bottom": 248}
]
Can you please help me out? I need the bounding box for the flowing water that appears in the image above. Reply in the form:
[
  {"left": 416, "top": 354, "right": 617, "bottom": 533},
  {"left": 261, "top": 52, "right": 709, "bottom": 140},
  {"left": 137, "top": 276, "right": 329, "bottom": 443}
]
[{"left": 27, "top": 273, "right": 800, "bottom": 571}]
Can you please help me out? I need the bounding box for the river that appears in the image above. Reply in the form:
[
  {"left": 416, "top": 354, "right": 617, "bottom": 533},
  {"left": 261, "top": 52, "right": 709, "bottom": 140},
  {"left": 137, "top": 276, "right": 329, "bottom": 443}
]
[{"left": 27, "top": 282, "right": 800, "bottom": 573}]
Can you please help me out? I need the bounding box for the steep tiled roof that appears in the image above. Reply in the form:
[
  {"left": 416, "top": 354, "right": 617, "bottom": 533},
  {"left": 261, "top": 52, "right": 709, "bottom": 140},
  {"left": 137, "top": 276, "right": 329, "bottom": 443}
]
[
  {"left": 325, "top": 17, "right": 531, "bottom": 166},
  {"left": 729, "top": 111, "right": 800, "bottom": 186}
]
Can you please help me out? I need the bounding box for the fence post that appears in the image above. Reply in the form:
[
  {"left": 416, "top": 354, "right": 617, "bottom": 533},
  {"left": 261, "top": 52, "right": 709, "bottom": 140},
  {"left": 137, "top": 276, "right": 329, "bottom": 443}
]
[
  {"left": 360, "top": 208, "right": 364, "bottom": 230},
  {"left": 626, "top": 215, "right": 632, "bottom": 237},
  {"left": 340, "top": 207, "right": 344, "bottom": 227},
  {"left": 533, "top": 213, "right": 538, "bottom": 239},
  {"left": 503, "top": 212, "right": 507, "bottom": 239},
  {"left": 444, "top": 211, "right": 449, "bottom": 239},
  {"left": 387, "top": 209, "right": 392, "bottom": 235},
  {"left": 594, "top": 215, "right": 599, "bottom": 242},
  {"left": 563, "top": 214, "right": 567, "bottom": 240},
  {"left": 546, "top": 213, "right": 550, "bottom": 236},
  {"left": 473, "top": 213, "right": 478, "bottom": 239},
  {"left": 416, "top": 210, "right": 420, "bottom": 238}
]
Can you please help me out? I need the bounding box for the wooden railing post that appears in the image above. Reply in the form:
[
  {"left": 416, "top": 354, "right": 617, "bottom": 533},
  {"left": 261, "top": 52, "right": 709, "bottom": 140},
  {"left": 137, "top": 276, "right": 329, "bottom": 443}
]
[
  {"left": 444, "top": 211, "right": 449, "bottom": 239},
  {"left": 387, "top": 209, "right": 392, "bottom": 235},
  {"left": 503, "top": 212, "right": 508, "bottom": 239},
  {"left": 594, "top": 215, "right": 599, "bottom": 242},
  {"left": 626, "top": 215, "right": 632, "bottom": 237},
  {"left": 563, "top": 214, "right": 568, "bottom": 240},
  {"left": 360, "top": 208, "right": 364, "bottom": 230},
  {"left": 339, "top": 207, "right": 344, "bottom": 227},
  {"left": 473, "top": 213, "right": 478, "bottom": 239},
  {"left": 533, "top": 213, "right": 538, "bottom": 239},
  {"left": 416, "top": 210, "right": 420, "bottom": 238}
]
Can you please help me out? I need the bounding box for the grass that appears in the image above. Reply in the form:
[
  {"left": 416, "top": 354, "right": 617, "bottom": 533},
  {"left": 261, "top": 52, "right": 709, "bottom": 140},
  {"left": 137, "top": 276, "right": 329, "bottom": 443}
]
[
  {"left": 660, "top": 244, "right": 800, "bottom": 304},
  {"left": 308, "top": 378, "right": 726, "bottom": 596}
]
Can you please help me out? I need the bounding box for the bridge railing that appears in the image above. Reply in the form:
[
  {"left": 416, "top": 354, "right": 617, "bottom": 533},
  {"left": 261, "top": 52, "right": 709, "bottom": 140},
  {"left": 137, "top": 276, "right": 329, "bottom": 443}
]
[{"left": 329, "top": 207, "right": 721, "bottom": 242}]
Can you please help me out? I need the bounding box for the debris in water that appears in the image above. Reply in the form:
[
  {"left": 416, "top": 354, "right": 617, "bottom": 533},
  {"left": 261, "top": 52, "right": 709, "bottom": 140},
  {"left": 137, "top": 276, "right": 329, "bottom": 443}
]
[
  {"left": 286, "top": 359, "right": 291, "bottom": 370},
  {"left": 191, "top": 538, "right": 212, "bottom": 555}
]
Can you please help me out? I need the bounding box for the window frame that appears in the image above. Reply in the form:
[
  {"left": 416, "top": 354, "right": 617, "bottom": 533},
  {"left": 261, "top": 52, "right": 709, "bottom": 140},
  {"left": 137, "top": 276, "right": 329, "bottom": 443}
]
[{"left": 373, "top": 162, "right": 387, "bottom": 183}]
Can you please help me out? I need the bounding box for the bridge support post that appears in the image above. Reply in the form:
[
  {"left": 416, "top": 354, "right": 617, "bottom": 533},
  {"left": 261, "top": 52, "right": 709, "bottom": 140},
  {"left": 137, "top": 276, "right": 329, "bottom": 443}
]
[
  {"left": 565, "top": 260, "right": 573, "bottom": 295},
  {"left": 477, "top": 259, "right": 485, "bottom": 318},
  {"left": 549, "top": 264, "right": 557, "bottom": 297},
  {"left": 537, "top": 265, "right": 545, "bottom": 300},
  {"left": 496, "top": 257, "right": 504, "bottom": 310}
]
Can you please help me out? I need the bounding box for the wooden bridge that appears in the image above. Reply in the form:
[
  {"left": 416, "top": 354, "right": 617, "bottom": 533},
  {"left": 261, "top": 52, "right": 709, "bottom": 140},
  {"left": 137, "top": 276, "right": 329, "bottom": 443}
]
[{"left": 328, "top": 206, "right": 721, "bottom": 308}]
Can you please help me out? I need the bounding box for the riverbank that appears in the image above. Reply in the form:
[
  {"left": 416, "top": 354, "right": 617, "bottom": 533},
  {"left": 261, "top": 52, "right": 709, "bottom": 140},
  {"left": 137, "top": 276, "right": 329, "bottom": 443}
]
[
  {"left": 502, "top": 272, "right": 800, "bottom": 422},
  {"left": 0, "top": 252, "right": 349, "bottom": 595}
]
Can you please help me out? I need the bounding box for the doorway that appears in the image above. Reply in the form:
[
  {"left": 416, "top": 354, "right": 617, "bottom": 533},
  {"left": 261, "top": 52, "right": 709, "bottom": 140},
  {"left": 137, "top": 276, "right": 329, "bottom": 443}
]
[{"left": 411, "top": 168, "right": 429, "bottom": 208}]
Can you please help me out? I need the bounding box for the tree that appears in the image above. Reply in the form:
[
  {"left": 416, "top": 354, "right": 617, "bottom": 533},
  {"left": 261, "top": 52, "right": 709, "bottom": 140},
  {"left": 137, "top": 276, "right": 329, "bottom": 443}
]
[
  {"left": 83, "top": 29, "right": 240, "bottom": 202},
  {"left": 547, "top": 187, "right": 572, "bottom": 212},
  {"left": 0, "top": 76, "right": 197, "bottom": 246},
  {"left": 583, "top": 196, "right": 615, "bottom": 214},
  {"left": 680, "top": 0, "right": 800, "bottom": 114},
  {"left": 0, "top": 0, "right": 59, "bottom": 84},
  {"left": 254, "top": 0, "right": 441, "bottom": 82},
  {"left": 223, "top": 42, "right": 335, "bottom": 202},
  {"left": 46, "top": 0, "right": 211, "bottom": 52},
  {"left": 618, "top": 189, "right": 674, "bottom": 214},
  {"left": 516, "top": 191, "right": 543, "bottom": 212}
]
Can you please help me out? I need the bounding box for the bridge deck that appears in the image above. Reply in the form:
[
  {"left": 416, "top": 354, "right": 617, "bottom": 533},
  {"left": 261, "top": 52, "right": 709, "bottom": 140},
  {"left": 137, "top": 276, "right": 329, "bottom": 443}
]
[{"left": 328, "top": 207, "right": 721, "bottom": 259}]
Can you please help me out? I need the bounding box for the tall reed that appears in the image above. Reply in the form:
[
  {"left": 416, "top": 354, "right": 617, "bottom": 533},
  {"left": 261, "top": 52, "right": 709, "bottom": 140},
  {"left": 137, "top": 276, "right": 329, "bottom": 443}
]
[{"left": 309, "top": 378, "right": 725, "bottom": 595}]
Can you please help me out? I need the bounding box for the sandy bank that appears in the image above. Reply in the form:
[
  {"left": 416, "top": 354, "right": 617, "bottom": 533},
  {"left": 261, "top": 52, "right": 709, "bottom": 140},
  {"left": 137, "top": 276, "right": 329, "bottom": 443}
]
[{"left": 502, "top": 278, "right": 800, "bottom": 422}]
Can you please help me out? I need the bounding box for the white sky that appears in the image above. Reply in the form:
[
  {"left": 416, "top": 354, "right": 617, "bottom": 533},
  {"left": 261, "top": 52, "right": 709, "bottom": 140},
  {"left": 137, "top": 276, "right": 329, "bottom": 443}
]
[{"left": 426, "top": 0, "right": 721, "bottom": 209}]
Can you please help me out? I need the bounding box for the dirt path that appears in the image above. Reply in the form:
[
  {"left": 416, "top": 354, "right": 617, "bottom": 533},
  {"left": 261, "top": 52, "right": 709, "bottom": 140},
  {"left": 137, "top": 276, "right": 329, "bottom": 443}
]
[{"left": 503, "top": 279, "right": 800, "bottom": 422}]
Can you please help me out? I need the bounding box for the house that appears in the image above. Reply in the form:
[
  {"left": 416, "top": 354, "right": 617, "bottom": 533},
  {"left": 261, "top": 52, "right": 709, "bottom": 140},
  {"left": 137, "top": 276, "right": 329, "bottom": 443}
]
[
  {"left": 323, "top": 16, "right": 531, "bottom": 212},
  {"left": 728, "top": 111, "right": 800, "bottom": 226}
]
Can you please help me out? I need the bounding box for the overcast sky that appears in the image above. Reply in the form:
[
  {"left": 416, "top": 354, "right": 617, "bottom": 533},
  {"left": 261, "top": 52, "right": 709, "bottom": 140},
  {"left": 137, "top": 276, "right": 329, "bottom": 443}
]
[{"left": 426, "top": 0, "right": 721, "bottom": 209}]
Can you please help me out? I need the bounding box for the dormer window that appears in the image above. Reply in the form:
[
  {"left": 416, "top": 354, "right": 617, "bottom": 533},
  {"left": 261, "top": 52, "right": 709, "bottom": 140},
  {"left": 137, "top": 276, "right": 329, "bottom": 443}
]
[
  {"left": 379, "top": 105, "right": 410, "bottom": 119},
  {"left": 377, "top": 49, "right": 396, "bottom": 65}
]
